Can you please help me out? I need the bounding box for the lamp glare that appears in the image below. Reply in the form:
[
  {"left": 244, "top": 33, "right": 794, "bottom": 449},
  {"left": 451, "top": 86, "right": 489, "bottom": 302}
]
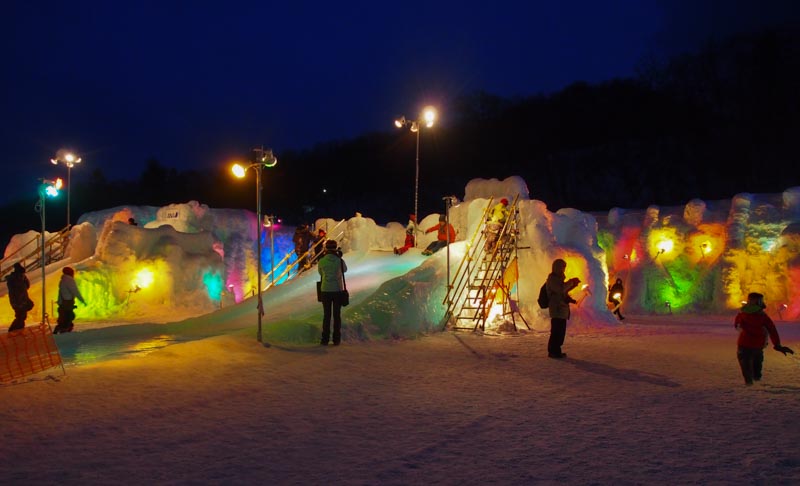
[{"left": 232, "top": 164, "right": 246, "bottom": 178}]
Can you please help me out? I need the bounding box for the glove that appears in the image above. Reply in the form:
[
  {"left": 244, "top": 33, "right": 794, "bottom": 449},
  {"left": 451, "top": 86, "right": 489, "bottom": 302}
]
[
  {"left": 566, "top": 296, "right": 577, "bottom": 304},
  {"left": 774, "top": 345, "right": 794, "bottom": 355}
]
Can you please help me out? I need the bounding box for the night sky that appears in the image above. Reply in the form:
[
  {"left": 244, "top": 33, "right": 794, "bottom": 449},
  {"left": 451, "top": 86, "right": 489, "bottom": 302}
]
[{"left": 3, "top": 1, "right": 798, "bottom": 206}]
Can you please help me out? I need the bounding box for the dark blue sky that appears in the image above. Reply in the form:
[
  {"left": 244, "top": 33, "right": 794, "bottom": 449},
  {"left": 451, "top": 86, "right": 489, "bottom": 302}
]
[{"left": 3, "top": 1, "right": 798, "bottom": 205}]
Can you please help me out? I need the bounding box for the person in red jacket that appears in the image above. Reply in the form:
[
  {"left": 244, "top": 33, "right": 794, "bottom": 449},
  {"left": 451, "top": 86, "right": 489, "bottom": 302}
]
[
  {"left": 394, "top": 214, "right": 417, "bottom": 255},
  {"left": 734, "top": 292, "right": 794, "bottom": 385},
  {"left": 422, "top": 215, "right": 456, "bottom": 256}
]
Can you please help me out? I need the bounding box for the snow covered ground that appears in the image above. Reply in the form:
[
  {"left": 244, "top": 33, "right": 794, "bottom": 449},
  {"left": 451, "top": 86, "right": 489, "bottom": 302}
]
[{"left": 3, "top": 313, "right": 799, "bottom": 485}]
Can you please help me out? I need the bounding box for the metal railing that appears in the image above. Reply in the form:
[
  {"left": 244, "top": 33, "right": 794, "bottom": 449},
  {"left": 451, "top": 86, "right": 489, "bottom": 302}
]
[{"left": 0, "top": 226, "right": 71, "bottom": 282}]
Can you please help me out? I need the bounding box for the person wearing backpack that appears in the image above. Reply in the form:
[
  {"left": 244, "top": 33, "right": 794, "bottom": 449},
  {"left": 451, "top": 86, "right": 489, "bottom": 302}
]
[{"left": 545, "top": 258, "right": 580, "bottom": 359}]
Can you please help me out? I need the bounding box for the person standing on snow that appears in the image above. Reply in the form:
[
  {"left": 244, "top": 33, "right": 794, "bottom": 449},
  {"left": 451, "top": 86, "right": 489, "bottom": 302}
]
[
  {"left": 317, "top": 239, "right": 347, "bottom": 346},
  {"left": 422, "top": 215, "right": 456, "bottom": 256},
  {"left": 734, "top": 292, "right": 794, "bottom": 385},
  {"left": 546, "top": 258, "right": 580, "bottom": 359},
  {"left": 54, "top": 266, "right": 86, "bottom": 334},
  {"left": 6, "top": 262, "right": 33, "bottom": 332}
]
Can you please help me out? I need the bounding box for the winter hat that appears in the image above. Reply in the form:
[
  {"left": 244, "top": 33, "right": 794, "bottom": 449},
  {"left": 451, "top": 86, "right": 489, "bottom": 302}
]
[
  {"left": 746, "top": 292, "right": 765, "bottom": 308},
  {"left": 63, "top": 267, "right": 75, "bottom": 276},
  {"left": 325, "top": 240, "right": 338, "bottom": 250},
  {"left": 409, "top": 214, "right": 416, "bottom": 222},
  {"left": 501, "top": 198, "right": 509, "bottom": 205},
  {"left": 13, "top": 262, "right": 24, "bottom": 273}
]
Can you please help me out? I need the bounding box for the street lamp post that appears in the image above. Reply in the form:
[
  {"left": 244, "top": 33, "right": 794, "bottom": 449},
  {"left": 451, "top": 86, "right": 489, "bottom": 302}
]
[
  {"left": 395, "top": 106, "right": 437, "bottom": 242},
  {"left": 51, "top": 150, "right": 82, "bottom": 227},
  {"left": 35, "top": 178, "right": 63, "bottom": 326},
  {"left": 232, "top": 147, "right": 278, "bottom": 345}
]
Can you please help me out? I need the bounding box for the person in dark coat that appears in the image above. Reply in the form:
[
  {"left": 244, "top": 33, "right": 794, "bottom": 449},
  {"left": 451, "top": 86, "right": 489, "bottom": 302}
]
[
  {"left": 292, "top": 224, "right": 314, "bottom": 271},
  {"left": 317, "top": 239, "right": 347, "bottom": 346},
  {"left": 545, "top": 258, "right": 580, "bottom": 358},
  {"left": 6, "top": 262, "right": 33, "bottom": 332},
  {"left": 608, "top": 277, "right": 625, "bottom": 320},
  {"left": 311, "top": 228, "right": 327, "bottom": 264},
  {"left": 734, "top": 292, "right": 794, "bottom": 385}
]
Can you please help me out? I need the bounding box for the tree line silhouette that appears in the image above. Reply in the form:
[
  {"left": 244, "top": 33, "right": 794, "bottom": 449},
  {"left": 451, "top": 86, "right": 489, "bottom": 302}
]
[{"left": 3, "top": 27, "right": 798, "bottom": 249}]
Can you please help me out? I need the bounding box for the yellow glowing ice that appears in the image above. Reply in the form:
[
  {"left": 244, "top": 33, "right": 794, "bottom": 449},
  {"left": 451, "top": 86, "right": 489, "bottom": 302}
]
[{"left": 132, "top": 268, "right": 155, "bottom": 290}]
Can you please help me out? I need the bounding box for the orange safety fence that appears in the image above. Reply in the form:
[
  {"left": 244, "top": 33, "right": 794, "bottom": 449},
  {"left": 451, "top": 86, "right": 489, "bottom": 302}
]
[{"left": 1, "top": 323, "right": 64, "bottom": 384}]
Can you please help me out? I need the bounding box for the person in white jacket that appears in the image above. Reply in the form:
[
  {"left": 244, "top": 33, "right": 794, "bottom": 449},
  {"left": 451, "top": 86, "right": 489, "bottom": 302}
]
[{"left": 54, "top": 266, "right": 86, "bottom": 334}]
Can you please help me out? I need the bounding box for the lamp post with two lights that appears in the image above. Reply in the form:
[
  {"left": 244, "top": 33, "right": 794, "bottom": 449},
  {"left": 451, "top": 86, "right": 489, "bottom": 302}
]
[
  {"left": 35, "top": 177, "right": 63, "bottom": 325},
  {"left": 394, "top": 106, "right": 437, "bottom": 240},
  {"left": 50, "top": 150, "right": 82, "bottom": 227},
  {"left": 232, "top": 147, "right": 278, "bottom": 345}
]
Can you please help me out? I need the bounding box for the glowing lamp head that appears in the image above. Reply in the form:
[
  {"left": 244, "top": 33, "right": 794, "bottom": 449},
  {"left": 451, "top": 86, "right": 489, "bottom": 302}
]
[
  {"left": 257, "top": 150, "right": 277, "bottom": 167},
  {"left": 52, "top": 149, "right": 82, "bottom": 168},
  {"left": 422, "top": 106, "right": 437, "bottom": 127},
  {"left": 394, "top": 116, "right": 405, "bottom": 128},
  {"left": 410, "top": 121, "right": 419, "bottom": 133},
  {"left": 41, "top": 177, "right": 63, "bottom": 197},
  {"left": 232, "top": 163, "right": 246, "bottom": 178}
]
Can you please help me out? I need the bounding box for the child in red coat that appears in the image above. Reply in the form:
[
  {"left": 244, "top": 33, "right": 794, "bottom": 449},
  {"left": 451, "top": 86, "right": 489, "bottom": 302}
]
[
  {"left": 394, "top": 215, "right": 417, "bottom": 255},
  {"left": 734, "top": 292, "right": 794, "bottom": 385}
]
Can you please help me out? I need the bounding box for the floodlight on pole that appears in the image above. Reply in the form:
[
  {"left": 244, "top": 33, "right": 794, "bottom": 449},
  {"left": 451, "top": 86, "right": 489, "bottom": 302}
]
[
  {"left": 35, "top": 177, "right": 63, "bottom": 327},
  {"left": 231, "top": 146, "right": 278, "bottom": 345},
  {"left": 50, "top": 149, "right": 82, "bottom": 227},
  {"left": 394, "top": 105, "right": 437, "bottom": 242}
]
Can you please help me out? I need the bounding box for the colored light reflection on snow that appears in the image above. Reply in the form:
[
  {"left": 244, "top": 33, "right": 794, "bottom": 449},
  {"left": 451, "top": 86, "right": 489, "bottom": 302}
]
[{"left": 203, "top": 271, "right": 224, "bottom": 301}]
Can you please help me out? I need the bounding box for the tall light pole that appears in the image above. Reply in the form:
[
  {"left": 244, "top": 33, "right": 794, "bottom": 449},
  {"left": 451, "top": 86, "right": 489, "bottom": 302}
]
[
  {"left": 35, "top": 177, "right": 63, "bottom": 326},
  {"left": 51, "top": 150, "right": 82, "bottom": 227},
  {"left": 232, "top": 147, "right": 278, "bottom": 345},
  {"left": 395, "top": 106, "right": 437, "bottom": 240}
]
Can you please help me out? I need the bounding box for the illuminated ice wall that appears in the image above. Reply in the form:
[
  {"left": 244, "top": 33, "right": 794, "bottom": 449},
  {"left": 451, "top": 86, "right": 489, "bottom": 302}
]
[
  {"left": 596, "top": 187, "right": 800, "bottom": 319},
  {"left": 61, "top": 201, "right": 296, "bottom": 321},
  {"left": 4, "top": 181, "right": 799, "bottom": 332}
]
